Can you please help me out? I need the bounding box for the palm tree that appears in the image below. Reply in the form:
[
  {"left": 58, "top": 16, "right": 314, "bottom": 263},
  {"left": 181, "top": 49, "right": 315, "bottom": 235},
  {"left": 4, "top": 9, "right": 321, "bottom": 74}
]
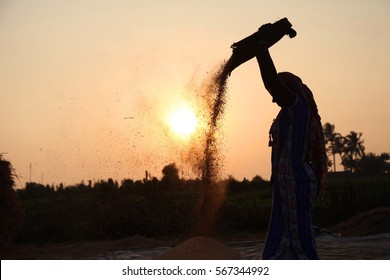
[
  {"left": 341, "top": 131, "right": 365, "bottom": 172},
  {"left": 323, "top": 123, "right": 345, "bottom": 172}
]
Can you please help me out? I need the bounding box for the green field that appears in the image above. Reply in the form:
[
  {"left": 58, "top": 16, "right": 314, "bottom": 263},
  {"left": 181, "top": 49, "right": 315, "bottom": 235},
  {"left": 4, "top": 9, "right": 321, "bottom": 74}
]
[{"left": 10, "top": 175, "right": 390, "bottom": 244}]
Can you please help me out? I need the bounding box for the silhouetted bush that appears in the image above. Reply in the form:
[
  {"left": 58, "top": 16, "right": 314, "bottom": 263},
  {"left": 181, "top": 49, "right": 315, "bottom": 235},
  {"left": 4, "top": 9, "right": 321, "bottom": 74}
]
[{"left": 0, "top": 157, "right": 23, "bottom": 252}]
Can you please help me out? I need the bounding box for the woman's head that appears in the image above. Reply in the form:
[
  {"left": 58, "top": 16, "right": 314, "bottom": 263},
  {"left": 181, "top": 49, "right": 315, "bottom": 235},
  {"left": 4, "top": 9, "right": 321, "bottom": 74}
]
[
  {"left": 277, "top": 72, "right": 303, "bottom": 93},
  {"left": 277, "top": 72, "right": 320, "bottom": 120}
]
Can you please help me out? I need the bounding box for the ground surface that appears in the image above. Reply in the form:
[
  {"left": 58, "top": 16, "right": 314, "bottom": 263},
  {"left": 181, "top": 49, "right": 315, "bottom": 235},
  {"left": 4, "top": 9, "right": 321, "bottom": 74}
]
[{"left": 3, "top": 207, "right": 390, "bottom": 260}]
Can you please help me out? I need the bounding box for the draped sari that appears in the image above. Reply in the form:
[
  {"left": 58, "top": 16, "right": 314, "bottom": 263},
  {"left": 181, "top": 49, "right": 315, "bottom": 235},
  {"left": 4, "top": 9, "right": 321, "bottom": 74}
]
[{"left": 262, "top": 72, "right": 327, "bottom": 260}]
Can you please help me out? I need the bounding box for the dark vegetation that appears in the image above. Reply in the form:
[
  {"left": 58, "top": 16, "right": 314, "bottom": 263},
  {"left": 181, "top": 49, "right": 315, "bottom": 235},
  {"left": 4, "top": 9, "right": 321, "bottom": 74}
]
[
  {"left": 0, "top": 156, "right": 23, "bottom": 252},
  {"left": 314, "top": 175, "right": 390, "bottom": 227},
  {"left": 13, "top": 175, "right": 271, "bottom": 244},
  {"left": 6, "top": 171, "right": 390, "bottom": 245}
]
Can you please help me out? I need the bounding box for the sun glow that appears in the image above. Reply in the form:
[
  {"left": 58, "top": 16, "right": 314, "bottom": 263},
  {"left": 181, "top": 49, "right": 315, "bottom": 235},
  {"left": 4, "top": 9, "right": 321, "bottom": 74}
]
[{"left": 168, "top": 105, "right": 198, "bottom": 138}]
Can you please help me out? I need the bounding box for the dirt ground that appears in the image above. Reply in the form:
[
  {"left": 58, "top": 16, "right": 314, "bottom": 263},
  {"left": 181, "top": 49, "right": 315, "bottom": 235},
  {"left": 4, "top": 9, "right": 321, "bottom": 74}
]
[{"left": 2, "top": 207, "right": 390, "bottom": 260}]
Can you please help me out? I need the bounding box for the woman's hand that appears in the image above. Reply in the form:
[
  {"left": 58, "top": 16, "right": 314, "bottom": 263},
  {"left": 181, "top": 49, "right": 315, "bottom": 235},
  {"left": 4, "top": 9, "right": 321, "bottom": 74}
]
[{"left": 257, "top": 18, "right": 296, "bottom": 48}]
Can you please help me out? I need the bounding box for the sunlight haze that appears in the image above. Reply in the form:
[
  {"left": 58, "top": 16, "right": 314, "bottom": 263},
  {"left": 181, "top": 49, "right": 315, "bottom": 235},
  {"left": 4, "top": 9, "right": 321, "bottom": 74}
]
[{"left": 1, "top": 0, "right": 389, "bottom": 187}]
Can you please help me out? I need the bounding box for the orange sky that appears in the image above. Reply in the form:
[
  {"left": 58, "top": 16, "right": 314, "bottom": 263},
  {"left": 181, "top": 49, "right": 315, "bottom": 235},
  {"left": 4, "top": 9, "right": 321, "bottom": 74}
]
[{"left": 1, "top": 0, "right": 389, "bottom": 187}]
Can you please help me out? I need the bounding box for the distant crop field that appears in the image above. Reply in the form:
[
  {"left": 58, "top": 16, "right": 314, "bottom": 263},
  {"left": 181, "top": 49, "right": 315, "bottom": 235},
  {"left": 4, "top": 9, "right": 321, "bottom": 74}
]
[{"left": 12, "top": 175, "right": 390, "bottom": 244}]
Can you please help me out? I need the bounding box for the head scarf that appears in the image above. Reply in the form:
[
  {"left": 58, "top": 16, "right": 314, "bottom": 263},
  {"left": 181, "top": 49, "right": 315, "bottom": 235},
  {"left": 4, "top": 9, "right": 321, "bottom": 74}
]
[{"left": 278, "top": 72, "right": 328, "bottom": 194}]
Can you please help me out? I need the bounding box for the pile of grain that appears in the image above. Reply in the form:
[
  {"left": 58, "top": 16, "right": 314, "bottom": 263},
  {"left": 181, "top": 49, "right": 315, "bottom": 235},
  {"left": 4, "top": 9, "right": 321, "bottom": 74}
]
[
  {"left": 154, "top": 236, "right": 241, "bottom": 260},
  {"left": 328, "top": 207, "right": 390, "bottom": 237}
]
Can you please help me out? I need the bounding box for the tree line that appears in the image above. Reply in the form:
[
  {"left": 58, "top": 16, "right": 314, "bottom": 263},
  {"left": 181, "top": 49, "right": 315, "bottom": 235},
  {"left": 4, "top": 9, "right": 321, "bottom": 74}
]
[
  {"left": 323, "top": 122, "right": 389, "bottom": 175},
  {"left": 18, "top": 163, "right": 268, "bottom": 199}
]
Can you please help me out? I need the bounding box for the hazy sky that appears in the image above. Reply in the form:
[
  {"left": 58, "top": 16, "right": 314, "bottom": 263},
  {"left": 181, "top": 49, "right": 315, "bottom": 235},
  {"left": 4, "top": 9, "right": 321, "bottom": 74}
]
[{"left": 1, "top": 0, "right": 389, "bottom": 187}]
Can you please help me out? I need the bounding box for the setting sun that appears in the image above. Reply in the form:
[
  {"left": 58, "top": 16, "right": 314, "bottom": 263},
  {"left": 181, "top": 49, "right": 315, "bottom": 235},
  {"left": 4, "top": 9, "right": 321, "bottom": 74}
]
[{"left": 168, "top": 105, "right": 198, "bottom": 138}]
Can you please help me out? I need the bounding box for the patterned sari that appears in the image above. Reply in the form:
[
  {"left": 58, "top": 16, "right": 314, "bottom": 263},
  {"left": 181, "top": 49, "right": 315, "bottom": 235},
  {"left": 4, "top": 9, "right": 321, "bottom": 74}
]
[{"left": 262, "top": 72, "right": 327, "bottom": 260}]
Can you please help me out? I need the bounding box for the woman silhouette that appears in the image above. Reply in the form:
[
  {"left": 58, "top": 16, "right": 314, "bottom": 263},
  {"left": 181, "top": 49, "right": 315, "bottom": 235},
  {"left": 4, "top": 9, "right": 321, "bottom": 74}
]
[{"left": 256, "top": 37, "right": 328, "bottom": 259}]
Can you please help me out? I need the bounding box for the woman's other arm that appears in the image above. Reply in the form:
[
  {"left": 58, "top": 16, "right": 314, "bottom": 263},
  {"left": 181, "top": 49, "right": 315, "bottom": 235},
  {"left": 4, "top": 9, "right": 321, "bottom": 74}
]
[{"left": 256, "top": 46, "right": 295, "bottom": 107}]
